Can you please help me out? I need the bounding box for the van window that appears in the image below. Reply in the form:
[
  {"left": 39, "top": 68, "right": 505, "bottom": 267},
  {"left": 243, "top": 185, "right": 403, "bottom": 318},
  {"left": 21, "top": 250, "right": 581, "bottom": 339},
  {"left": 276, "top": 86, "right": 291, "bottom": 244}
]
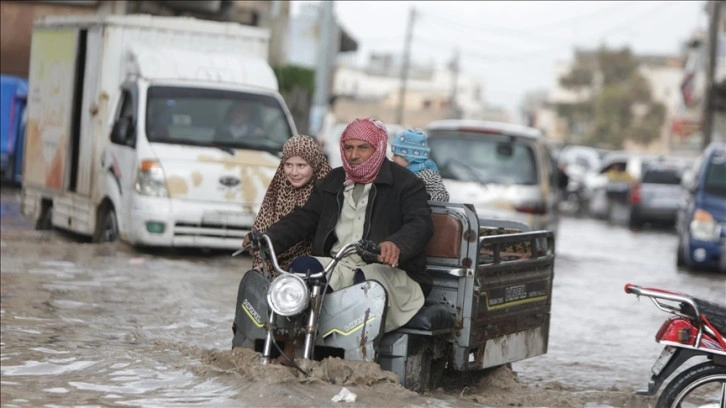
[
  {"left": 146, "top": 86, "right": 292, "bottom": 154},
  {"left": 428, "top": 131, "right": 538, "bottom": 185}
]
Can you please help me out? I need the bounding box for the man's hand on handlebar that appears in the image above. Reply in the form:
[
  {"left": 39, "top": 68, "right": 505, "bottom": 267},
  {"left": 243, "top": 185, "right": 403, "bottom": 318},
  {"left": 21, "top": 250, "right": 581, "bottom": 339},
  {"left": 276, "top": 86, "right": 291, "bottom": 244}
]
[
  {"left": 378, "top": 241, "right": 400, "bottom": 268},
  {"left": 238, "top": 231, "right": 262, "bottom": 254}
]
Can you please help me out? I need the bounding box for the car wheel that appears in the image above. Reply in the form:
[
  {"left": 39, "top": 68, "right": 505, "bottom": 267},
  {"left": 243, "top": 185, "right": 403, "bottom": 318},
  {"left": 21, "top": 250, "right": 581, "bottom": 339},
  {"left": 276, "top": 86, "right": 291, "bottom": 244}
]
[
  {"left": 629, "top": 212, "right": 642, "bottom": 229},
  {"left": 676, "top": 238, "right": 687, "bottom": 267},
  {"left": 93, "top": 204, "right": 118, "bottom": 243}
]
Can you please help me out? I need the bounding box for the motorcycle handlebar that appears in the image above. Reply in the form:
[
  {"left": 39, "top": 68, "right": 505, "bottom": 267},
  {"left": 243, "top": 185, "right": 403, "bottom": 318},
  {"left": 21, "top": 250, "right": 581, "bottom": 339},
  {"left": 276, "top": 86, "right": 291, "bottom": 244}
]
[{"left": 240, "top": 233, "right": 381, "bottom": 279}]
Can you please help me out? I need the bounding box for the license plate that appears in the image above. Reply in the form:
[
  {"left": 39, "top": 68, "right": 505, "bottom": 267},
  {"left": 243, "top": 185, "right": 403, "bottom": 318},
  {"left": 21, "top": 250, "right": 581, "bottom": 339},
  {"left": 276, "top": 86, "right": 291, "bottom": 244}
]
[
  {"left": 202, "top": 211, "right": 253, "bottom": 226},
  {"left": 651, "top": 346, "right": 676, "bottom": 375}
]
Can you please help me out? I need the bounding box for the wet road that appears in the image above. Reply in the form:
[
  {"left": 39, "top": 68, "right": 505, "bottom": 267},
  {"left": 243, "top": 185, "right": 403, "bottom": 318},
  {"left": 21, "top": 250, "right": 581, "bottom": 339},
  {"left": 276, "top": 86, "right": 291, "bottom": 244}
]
[{"left": 1, "top": 186, "right": 724, "bottom": 407}]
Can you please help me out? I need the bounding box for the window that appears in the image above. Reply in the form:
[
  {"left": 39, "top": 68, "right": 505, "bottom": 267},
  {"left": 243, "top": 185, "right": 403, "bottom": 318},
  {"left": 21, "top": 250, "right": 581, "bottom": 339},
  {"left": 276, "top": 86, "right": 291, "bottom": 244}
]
[
  {"left": 146, "top": 86, "right": 292, "bottom": 154},
  {"left": 642, "top": 169, "right": 682, "bottom": 185},
  {"left": 704, "top": 159, "right": 726, "bottom": 196},
  {"left": 428, "top": 131, "right": 538, "bottom": 185}
]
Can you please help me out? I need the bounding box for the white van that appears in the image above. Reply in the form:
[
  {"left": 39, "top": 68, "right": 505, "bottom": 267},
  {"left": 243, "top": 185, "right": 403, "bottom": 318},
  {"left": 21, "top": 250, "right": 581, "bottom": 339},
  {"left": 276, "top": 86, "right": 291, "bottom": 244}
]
[
  {"left": 21, "top": 15, "right": 297, "bottom": 249},
  {"left": 426, "top": 120, "right": 562, "bottom": 235}
]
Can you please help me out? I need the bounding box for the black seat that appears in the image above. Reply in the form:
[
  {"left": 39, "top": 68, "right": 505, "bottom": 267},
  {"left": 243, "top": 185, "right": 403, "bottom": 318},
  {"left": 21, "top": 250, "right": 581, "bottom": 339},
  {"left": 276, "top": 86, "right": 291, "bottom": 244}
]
[
  {"left": 691, "top": 298, "right": 726, "bottom": 335},
  {"left": 404, "top": 303, "right": 455, "bottom": 331}
]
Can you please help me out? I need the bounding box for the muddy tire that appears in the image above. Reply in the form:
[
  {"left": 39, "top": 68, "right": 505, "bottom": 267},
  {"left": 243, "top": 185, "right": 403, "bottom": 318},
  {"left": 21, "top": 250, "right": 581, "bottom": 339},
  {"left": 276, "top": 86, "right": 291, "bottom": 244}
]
[
  {"left": 35, "top": 204, "right": 53, "bottom": 230},
  {"left": 93, "top": 204, "right": 118, "bottom": 243},
  {"left": 676, "top": 239, "right": 686, "bottom": 267},
  {"left": 656, "top": 361, "right": 726, "bottom": 408}
]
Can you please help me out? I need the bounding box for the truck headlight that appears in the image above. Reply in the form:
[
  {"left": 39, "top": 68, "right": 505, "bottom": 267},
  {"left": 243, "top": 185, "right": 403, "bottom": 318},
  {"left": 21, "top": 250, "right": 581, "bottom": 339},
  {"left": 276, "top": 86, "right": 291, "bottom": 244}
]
[
  {"left": 267, "top": 274, "right": 309, "bottom": 316},
  {"left": 690, "top": 209, "right": 721, "bottom": 242},
  {"left": 134, "top": 160, "right": 169, "bottom": 197}
]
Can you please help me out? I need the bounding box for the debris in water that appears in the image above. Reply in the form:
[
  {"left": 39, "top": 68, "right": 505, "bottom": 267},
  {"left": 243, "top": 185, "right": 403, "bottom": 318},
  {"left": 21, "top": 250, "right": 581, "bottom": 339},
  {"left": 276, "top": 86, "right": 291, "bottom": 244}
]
[{"left": 331, "top": 387, "right": 357, "bottom": 403}]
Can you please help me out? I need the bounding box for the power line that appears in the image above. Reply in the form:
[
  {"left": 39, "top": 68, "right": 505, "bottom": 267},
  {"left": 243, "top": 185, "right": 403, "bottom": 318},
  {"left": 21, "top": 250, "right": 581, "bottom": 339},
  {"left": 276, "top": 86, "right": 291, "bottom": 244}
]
[
  {"left": 417, "top": 9, "right": 575, "bottom": 44},
  {"left": 528, "top": 2, "right": 628, "bottom": 31},
  {"left": 595, "top": 2, "right": 675, "bottom": 40}
]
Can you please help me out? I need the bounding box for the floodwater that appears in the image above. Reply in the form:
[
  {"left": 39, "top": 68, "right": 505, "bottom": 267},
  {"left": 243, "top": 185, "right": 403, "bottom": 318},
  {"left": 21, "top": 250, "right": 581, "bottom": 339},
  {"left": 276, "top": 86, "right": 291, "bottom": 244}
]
[{"left": 1, "top": 186, "right": 724, "bottom": 408}]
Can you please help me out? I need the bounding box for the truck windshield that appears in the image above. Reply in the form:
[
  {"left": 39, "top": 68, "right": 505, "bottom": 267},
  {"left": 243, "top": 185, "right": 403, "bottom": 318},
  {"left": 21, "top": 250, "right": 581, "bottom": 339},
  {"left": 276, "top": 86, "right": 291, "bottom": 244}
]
[
  {"left": 428, "top": 131, "right": 538, "bottom": 185},
  {"left": 146, "top": 86, "right": 292, "bottom": 153}
]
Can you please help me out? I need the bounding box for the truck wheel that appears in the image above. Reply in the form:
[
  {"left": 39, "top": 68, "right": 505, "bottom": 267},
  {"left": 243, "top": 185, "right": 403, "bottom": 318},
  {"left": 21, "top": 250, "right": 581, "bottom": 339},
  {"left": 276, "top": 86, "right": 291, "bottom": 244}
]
[
  {"left": 36, "top": 204, "right": 53, "bottom": 230},
  {"left": 93, "top": 205, "right": 118, "bottom": 243}
]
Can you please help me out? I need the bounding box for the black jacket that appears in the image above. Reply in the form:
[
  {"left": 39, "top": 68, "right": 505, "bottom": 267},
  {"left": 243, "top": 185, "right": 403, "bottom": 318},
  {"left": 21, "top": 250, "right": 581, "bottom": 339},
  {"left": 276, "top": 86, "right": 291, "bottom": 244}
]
[{"left": 265, "top": 159, "right": 434, "bottom": 293}]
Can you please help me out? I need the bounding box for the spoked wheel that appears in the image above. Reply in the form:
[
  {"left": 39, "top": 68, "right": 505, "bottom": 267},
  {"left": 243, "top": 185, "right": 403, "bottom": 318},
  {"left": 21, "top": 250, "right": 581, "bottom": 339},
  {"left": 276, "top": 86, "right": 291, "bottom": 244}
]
[
  {"left": 656, "top": 361, "right": 726, "bottom": 408},
  {"left": 93, "top": 204, "right": 119, "bottom": 243}
]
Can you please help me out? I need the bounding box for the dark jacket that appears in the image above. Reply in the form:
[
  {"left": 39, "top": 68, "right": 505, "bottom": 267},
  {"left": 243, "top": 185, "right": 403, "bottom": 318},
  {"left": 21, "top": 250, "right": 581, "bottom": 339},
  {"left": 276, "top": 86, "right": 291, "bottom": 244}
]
[{"left": 265, "top": 159, "right": 434, "bottom": 293}]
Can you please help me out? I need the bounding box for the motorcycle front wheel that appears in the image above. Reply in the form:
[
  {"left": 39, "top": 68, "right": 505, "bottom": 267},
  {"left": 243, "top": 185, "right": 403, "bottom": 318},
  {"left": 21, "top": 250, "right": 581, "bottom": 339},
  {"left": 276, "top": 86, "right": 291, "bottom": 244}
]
[{"left": 656, "top": 361, "right": 726, "bottom": 408}]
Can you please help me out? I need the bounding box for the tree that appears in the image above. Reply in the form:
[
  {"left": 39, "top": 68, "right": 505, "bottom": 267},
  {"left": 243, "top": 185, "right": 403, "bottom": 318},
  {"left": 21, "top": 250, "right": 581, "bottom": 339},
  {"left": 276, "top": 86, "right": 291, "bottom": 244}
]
[
  {"left": 272, "top": 65, "right": 315, "bottom": 134},
  {"left": 555, "top": 47, "right": 665, "bottom": 149}
]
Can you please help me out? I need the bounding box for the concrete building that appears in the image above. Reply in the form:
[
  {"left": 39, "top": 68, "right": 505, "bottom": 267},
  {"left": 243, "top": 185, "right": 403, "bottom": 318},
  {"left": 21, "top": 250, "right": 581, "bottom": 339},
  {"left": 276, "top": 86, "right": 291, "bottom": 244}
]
[
  {"left": 536, "top": 50, "right": 688, "bottom": 154},
  {"left": 331, "top": 53, "right": 492, "bottom": 128}
]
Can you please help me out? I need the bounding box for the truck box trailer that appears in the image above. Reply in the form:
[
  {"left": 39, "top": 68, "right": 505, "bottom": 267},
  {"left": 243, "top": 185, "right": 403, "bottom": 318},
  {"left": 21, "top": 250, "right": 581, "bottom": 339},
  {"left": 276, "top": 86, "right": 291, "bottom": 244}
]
[{"left": 21, "top": 14, "right": 297, "bottom": 249}]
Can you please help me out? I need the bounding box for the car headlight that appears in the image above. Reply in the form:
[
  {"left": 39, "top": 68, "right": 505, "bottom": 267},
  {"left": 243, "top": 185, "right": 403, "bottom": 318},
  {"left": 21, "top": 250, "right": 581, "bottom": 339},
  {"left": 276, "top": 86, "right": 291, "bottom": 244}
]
[
  {"left": 690, "top": 209, "right": 722, "bottom": 242},
  {"left": 134, "top": 160, "right": 169, "bottom": 197},
  {"left": 267, "top": 274, "right": 309, "bottom": 316}
]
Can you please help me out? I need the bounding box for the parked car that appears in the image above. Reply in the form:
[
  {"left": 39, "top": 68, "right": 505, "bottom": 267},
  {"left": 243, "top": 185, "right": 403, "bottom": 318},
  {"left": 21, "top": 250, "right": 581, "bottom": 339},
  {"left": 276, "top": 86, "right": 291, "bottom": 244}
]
[
  {"left": 676, "top": 142, "right": 726, "bottom": 272},
  {"left": 425, "top": 120, "right": 561, "bottom": 234},
  {"left": 628, "top": 159, "right": 690, "bottom": 228}
]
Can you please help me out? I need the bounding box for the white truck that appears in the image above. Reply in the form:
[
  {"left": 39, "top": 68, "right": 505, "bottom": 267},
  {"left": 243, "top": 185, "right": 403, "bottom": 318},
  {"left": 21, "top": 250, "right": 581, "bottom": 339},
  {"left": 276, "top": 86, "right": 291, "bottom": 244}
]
[{"left": 21, "top": 14, "right": 297, "bottom": 249}]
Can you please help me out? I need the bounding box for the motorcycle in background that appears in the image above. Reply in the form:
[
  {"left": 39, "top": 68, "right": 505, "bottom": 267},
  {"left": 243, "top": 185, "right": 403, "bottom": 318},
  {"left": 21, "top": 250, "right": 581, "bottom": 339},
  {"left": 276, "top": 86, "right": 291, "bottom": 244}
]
[{"left": 625, "top": 283, "right": 726, "bottom": 408}]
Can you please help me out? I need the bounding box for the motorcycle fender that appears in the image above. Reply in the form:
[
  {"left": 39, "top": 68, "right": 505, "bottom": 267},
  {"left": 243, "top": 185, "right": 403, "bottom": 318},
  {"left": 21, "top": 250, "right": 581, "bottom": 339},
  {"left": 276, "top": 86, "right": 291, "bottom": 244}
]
[
  {"left": 317, "top": 280, "right": 388, "bottom": 362},
  {"left": 644, "top": 346, "right": 702, "bottom": 396},
  {"left": 232, "top": 270, "right": 270, "bottom": 349}
]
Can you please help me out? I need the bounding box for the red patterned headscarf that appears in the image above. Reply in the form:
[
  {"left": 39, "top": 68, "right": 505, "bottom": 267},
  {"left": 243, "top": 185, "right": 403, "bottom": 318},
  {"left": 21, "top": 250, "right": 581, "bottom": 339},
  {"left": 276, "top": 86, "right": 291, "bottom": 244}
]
[{"left": 339, "top": 118, "right": 388, "bottom": 186}]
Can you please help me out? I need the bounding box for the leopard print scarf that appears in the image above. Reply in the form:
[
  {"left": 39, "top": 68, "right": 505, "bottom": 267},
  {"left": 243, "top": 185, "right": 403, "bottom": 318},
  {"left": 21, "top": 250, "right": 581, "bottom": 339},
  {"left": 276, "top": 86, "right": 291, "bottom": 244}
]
[{"left": 252, "top": 135, "right": 332, "bottom": 271}]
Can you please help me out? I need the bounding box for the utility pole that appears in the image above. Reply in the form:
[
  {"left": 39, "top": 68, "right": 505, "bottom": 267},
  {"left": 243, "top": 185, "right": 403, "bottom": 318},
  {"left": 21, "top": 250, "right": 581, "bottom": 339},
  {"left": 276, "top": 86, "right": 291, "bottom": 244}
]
[
  {"left": 267, "top": 0, "right": 288, "bottom": 66},
  {"left": 396, "top": 6, "right": 416, "bottom": 125},
  {"left": 448, "top": 48, "right": 460, "bottom": 119},
  {"left": 702, "top": 0, "right": 722, "bottom": 148},
  {"left": 309, "top": 1, "right": 335, "bottom": 136}
]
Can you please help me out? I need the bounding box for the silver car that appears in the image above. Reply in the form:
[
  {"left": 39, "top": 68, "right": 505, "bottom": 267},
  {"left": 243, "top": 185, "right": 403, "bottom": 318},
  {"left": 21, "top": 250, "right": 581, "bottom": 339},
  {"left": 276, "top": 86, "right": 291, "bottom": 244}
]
[
  {"left": 629, "top": 159, "right": 690, "bottom": 228},
  {"left": 426, "top": 120, "right": 561, "bottom": 234}
]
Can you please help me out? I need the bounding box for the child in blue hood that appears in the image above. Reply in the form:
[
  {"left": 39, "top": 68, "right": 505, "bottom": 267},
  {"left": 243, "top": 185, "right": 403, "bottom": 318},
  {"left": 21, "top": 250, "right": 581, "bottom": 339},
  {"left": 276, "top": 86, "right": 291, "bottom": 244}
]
[{"left": 390, "top": 128, "right": 449, "bottom": 202}]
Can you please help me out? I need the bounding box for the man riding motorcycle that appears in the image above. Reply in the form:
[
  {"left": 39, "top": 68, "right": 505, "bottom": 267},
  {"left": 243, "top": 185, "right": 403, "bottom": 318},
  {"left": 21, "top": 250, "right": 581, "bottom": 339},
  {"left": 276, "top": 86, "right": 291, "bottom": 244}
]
[{"left": 247, "top": 118, "right": 434, "bottom": 333}]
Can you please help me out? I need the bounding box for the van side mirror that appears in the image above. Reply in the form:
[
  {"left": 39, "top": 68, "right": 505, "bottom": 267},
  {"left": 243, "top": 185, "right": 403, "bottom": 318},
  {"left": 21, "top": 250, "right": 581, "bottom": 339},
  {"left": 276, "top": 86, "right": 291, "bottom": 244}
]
[{"left": 110, "top": 116, "right": 134, "bottom": 146}]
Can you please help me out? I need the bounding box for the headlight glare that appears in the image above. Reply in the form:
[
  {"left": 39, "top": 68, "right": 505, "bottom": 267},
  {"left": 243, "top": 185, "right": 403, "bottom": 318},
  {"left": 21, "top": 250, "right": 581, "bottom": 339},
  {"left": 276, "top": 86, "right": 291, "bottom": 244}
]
[
  {"left": 267, "top": 274, "right": 309, "bottom": 316},
  {"left": 690, "top": 209, "right": 721, "bottom": 241}
]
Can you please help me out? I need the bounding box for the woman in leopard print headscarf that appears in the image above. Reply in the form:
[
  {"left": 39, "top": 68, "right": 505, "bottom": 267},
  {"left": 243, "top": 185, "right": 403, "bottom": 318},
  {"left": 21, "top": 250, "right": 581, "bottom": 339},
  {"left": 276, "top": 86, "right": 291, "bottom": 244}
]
[{"left": 251, "top": 135, "right": 332, "bottom": 271}]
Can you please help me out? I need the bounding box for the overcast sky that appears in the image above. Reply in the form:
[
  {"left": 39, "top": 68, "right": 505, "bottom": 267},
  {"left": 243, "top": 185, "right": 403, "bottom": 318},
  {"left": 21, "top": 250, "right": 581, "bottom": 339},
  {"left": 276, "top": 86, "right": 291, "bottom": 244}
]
[{"left": 292, "top": 1, "right": 707, "bottom": 120}]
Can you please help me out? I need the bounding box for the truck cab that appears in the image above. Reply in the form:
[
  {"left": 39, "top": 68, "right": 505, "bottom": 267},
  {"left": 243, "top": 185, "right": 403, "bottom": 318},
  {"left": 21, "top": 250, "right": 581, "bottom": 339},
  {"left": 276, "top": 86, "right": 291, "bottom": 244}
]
[{"left": 21, "top": 15, "right": 297, "bottom": 249}]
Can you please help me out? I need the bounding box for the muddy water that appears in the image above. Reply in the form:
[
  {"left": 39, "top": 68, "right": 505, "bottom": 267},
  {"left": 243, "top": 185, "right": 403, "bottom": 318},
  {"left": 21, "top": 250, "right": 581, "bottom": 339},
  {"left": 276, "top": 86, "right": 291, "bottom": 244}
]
[{"left": 1, "top": 187, "right": 724, "bottom": 407}]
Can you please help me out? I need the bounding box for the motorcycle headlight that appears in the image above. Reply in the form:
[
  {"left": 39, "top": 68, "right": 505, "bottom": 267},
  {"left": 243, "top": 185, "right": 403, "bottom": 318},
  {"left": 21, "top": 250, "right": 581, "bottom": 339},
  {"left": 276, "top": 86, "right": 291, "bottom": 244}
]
[
  {"left": 267, "top": 274, "right": 309, "bottom": 316},
  {"left": 690, "top": 209, "right": 721, "bottom": 242}
]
